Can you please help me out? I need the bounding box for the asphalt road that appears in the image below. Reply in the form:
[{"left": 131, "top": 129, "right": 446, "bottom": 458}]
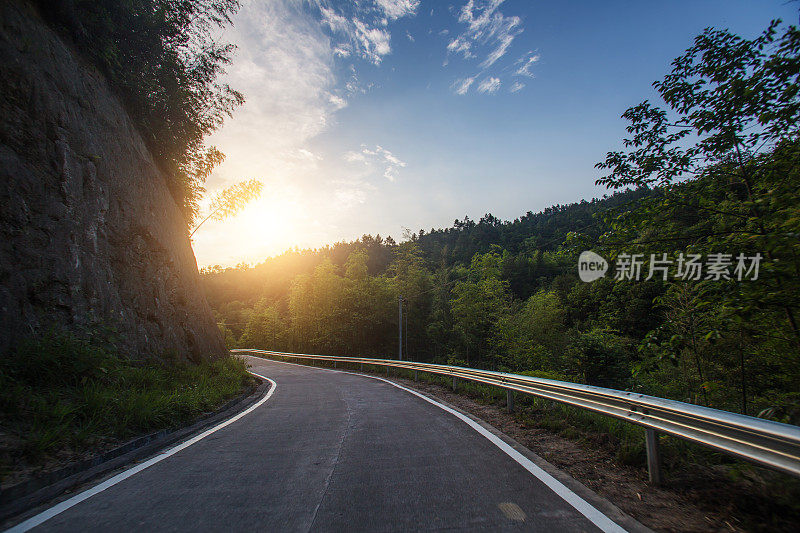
[{"left": 9, "top": 357, "right": 632, "bottom": 532}]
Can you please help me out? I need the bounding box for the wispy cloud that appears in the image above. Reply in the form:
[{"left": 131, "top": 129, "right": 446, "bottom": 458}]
[
  {"left": 328, "top": 93, "right": 347, "bottom": 110},
  {"left": 321, "top": 9, "right": 390, "bottom": 65},
  {"left": 452, "top": 76, "right": 476, "bottom": 95},
  {"left": 319, "top": 0, "right": 420, "bottom": 65},
  {"left": 344, "top": 144, "right": 407, "bottom": 181},
  {"left": 446, "top": 0, "right": 531, "bottom": 95},
  {"left": 448, "top": 0, "right": 522, "bottom": 67},
  {"left": 334, "top": 185, "right": 369, "bottom": 207},
  {"left": 376, "top": 0, "right": 421, "bottom": 20},
  {"left": 209, "top": 2, "right": 337, "bottom": 161},
  {"left": 343, "top": 151, "right": 366, "bottom": 163},
  {"left": 514, "top": 51, "right": 540, "bottom": 78},
  {"left": 292, "top": 148, "right": 322, "bottom": 161},
  {"left": 509, "top": 80, "right": 525, "bottom": 93},
  {"left": 447, "top": 37, "right": 473, "bottom": 58},
  {"left": 477, "top": 77, "right": 501, "bottom": 94}
]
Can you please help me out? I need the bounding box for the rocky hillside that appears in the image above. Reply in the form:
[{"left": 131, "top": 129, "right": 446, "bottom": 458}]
[{"left": 0, "top": 0, "right": 224, "bottom": 361}]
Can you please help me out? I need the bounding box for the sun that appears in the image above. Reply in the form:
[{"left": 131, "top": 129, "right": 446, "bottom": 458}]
[{"left": 237, "top": 195, "right": 300, "bottom": 252}]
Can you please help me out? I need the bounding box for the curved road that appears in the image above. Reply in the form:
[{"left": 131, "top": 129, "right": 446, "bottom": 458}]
[{"left": 9, "top": 357, "right": 637, "bottom": 532}]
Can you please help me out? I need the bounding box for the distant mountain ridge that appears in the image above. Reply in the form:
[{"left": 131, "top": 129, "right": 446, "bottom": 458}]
[{"left": 200, "top": 187, "right": 648, "bottom": 310}]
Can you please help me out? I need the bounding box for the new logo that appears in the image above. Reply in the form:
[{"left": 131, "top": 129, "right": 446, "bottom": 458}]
[{"left": 578, "top": 251, "right": 608, "bottom": 282}]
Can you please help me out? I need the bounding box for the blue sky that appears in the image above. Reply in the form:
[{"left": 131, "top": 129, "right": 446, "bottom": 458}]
[{"left": 193, "top": 0, "right": 798, "bottom": 267}]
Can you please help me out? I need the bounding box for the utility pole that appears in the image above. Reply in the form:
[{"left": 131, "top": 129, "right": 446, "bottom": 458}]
[{"left": 398, "top": 296, "right": 403, "bottom": 361}]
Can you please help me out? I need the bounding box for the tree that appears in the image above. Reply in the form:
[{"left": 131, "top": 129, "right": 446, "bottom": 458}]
[
  {"left": 388, "top": 243, "right": 433, "bottom": 359},
  {"left": 239, "top": 299, "right": 286, "bottom": 350},
  {"left": 451, "top": 252, "right": 511, "bottom": 366},
  {"left": 596, "top": 20, "right": 800, "bottom": 348},
  {"left": 596, "top": 21, "right": 799, "bottom": 190},
  {"left": 190, "top": 179, "right": 263, "bottom": 237},
  {"left": 492, "top": 290, "right": 567, "bottom": 372}
]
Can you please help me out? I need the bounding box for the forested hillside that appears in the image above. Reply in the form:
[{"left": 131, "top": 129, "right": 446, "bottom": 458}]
[{"left": 203, "top": 20, "right": 800, "bottom": 424}]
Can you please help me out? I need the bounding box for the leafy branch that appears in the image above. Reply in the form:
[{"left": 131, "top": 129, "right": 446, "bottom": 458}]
[{"left": 190, "top": 179, "right": 263, "bottom": 237}]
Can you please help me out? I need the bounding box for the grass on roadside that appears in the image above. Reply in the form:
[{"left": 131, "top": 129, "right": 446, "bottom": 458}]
[{"left": 0, "top": 331, "right": 255, "bottom": 485}]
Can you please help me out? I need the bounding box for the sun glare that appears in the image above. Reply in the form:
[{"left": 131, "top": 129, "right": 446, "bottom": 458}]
[
  {"left": 194, "top": 193, "right": 309, "bottom": 267},
  {"left": 237, "top": 195, "right": 301, "bottom": 252}
]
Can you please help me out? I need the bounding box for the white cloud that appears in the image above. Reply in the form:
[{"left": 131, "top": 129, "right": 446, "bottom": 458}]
[
  {"left": 448, "top": 0, "right": 522, "bottom": 68},
  {"left": 335, "top": 186, "right": 368, "bottom": 207},
  {"left": 320, "top": 0, "right": 419, "bottom": 65},
  {"left": 294, "top": 149, "right": 322, "bottom": 161},
  {"left": 376, "top": 0, "right": 421, "bottom": 20},
  {"left": 477, "top": 77, "right": 501, "bottom": 94},
  {"left": 333, "top": 45, "right": 351, "bottom": 57},
  {"left": 322, "top": 8, "right": 390, "bottom": 65},
  {"left": 357, "top": 19, "right": 392, "bottom": 58},
  {"left": 480, "top": 32, "right": 515, "bottom": 69},
  {"left": 509, "top": 80, "right": 525, "bottom": 93},
  {"left": 452, "top": 76, "right": 476, "bottom": 95},
  {"left": 343, "top": 151, "right": 367, "bottom": 163},
  {"left": 447, "top": 38, "right": 473, "bottom": 58},
  {"left": 208, "top": 2, "right": 337, "bottom": 158},
  {"left": 406, "top": 30, "right": 415, "bottom": 42},
  {"left": 345, "top": 144, "right": 407, "bottom": 181},
  {"left": 515, "top": 51, "right": 540, "bottom": 78},
  {"left": 445, "top": 0, "right": 524, "bottom": 94},
  {"left": 328, "top": 93, "right": 348, "bottom": 109}
]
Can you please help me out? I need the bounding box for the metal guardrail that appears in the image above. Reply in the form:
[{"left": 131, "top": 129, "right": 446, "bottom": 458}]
[{"left": 233, "top": 348, "right": 800, "bottom": 483}]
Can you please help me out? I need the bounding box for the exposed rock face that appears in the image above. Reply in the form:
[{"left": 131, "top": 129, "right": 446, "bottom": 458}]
[{"left": 0, "top": 0, "right": 225, "bottom": 361}]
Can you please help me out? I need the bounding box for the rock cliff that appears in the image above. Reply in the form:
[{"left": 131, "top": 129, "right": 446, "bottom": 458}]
[{"left": 0, "top": 0, "right": 225, "bottom": 361}]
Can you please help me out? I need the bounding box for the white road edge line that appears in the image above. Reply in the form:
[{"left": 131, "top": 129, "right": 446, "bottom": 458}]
[
  {"left": 244, "top": 355, "right": 628, "bottom": 533},
  {"left": 5, "top": 373, "right": 277, "bottom": 533}
]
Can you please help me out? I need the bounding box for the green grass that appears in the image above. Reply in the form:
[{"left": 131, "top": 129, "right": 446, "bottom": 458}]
[{"left": 0, "top": 331, "right": 254, "bottom": 484}]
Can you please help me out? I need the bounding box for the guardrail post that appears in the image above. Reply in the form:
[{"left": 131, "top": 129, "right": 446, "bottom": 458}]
[
  {"left": 452, "top": 375, "right": 457, "bottom": 391},
  {"left": 333, "top": 361, "right": 337, "bottom": 368},
  {"left": 360, "top": 363, "right": 364, "bottom": 372},
  {"left": 414, "top": 370, "right": 418, "bottom": 382},
  {"left": 645, "top": 428, "right": 662, "bottom": 485},
  {"left": 507, "top": 389, "right": 515, "bottom": 413},
  {"left": 386, "top": 365, "right": 389, "bottom": 377}
]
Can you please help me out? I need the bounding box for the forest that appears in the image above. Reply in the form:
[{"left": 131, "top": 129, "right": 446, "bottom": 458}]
[{"left": 202, "top": 20, "right": 800, "bottom": 424}]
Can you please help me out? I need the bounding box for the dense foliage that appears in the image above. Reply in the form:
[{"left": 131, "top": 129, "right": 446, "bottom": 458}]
[
  {"left": 204, "top": 20, "right": 800, "bottom": 425},
  {"left": 35, "top": 0, "right": 243, "bottom": 224}
]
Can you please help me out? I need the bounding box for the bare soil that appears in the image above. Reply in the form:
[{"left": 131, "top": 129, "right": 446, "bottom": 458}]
[{"left": 388, "top": 375, "right": 800, "bottom": 533}]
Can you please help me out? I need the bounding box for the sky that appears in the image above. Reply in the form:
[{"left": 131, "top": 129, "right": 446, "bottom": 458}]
[{"left": 193, "top": 0, "right": 799, "bottom": 268}]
